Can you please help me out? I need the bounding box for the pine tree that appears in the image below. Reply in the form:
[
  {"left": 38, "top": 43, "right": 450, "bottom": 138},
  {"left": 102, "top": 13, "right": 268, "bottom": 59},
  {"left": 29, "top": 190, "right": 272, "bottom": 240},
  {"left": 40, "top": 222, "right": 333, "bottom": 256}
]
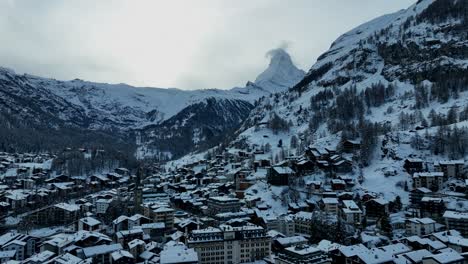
[
  {"left": 379, "top": 214, "right": 393, "bottom": 238},
  {"left": 290, "top": 135, "right": 298, "bottom": 149}
]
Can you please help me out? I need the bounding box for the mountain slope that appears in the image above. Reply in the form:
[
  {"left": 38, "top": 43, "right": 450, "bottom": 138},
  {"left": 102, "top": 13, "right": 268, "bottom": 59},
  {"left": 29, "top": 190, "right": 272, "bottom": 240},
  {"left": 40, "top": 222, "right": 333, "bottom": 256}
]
[
  {"left": 0, "top": 49, "right": 304, "bottom": 157},
  {"left": 222, "top": 0, "right": 468, "bottom": 201},
  {"left": 138, "top": 98, "right": 254, "bottom": 158}
]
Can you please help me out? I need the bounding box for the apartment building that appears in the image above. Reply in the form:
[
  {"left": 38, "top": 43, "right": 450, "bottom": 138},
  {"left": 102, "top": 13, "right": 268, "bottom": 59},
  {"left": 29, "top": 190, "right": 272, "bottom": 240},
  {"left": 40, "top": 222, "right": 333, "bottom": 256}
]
[
  {"left": 340, "top": 200, "right": 363, "bottom": 228},
  {"left": 413, "top": 172, "right": 444, "bottom": 190},
  {"left": 434, "top": 160, "right": 465, "bottom": 179},
  {"left": 207, "top": 196, "right": 241, "bottom": 216},
  {"left": 187, "top": 224, "right": 271, "bottom": 264},
  {"left": 405, "top": 217, "right": 436, "bottom": 236},
  {"left": 443, "top": 211, "right": 468, "bottom": 237}
]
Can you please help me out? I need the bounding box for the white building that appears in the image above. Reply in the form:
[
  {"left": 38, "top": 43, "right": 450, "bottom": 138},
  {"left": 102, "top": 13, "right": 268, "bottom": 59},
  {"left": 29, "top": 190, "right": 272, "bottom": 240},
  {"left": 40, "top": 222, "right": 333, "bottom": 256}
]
[
  {"left": 95, "top": 199, "right": 112, "bottom": 214},
  {"left": 187, "top": 224, "right": 271, "bottom": 264},
  {"left": 405, "top": 218, "right": 436, "bottom": 236},
  {"left": 340, "top": 200, "right": 362, "bottom": 228}
]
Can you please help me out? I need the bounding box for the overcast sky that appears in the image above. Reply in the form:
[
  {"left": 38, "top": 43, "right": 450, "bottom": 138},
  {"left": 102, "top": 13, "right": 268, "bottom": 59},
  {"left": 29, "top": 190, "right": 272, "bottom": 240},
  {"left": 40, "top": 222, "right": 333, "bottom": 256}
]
[{"left": 0, "top": 0, "right": 415, "bottom": 90}]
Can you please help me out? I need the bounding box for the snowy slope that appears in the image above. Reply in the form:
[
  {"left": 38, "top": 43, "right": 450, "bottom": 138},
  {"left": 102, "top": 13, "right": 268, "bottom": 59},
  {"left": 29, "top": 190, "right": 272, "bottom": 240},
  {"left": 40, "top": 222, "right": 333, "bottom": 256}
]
[{"left": 214, "top": 0, "right": 468, "bottom": 203}]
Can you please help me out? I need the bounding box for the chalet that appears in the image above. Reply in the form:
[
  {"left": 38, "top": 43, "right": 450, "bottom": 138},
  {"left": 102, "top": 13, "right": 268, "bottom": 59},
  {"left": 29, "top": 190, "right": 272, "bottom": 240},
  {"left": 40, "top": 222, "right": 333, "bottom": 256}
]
[
  {"left": 79, "top": 244, "right": 123, "bottom": 263},
  {"left": 137, "top": 223, "right": 165, "bottom": 241},
  {"left": 420, "top": 197, "right": 445, "bottom": 218},
  {"left": 305, "top": 180, "right": 322, "bottom": 193},
  {"left": 410, "top": 187, "right": 433, "bottom": 206},
  {"left": 127, "top": 239, "right": 145, "bottom": 258},
  {"left": 331, "top": 179, "right": 346, "bottom": 191},
  {"left": 176, "top": 219, "right": 199, "bottom": 234},
  {"left": 111, "top": 250, "right": 134, "bottom": 264},
  {"left": 128, "top": 214, "right": 152, "bottom": 230},
  {"left": 78, "top": 216, "right": 102, "bottom": 232},
  {"left": 267, "top": 166, "right": 295, "bottom": 186},
  {"left": 44, "top": 174, "right": 70, "bottom": 183},
  {"left": 116, "top": 229, "right": 145, "bottom": 246},
  {"left": 332, "top": 159, "right": 353, "bottom": 174},
  {"left": 115, "top": 167, "right": 130, "bottom": 176},
  {"left": 404, "top": 158, "right": 424, "bottom": 174},
  {"left": 293, "top": 158, "right": 314, "bottom": 175},
  {"left": 316, "top": 160, "right": 330, "bottom": 170},
  {"left": 253, "top": 159, "right": 271, "bottom": 171},
  {"left": 306, "top": 147, "right": 328, "bottom": 161},
  {"left": 342, "top": 139, "right": 361, "bottom": 153},
  {"left": 364, "top": 198, "right": 389, "bottom": 219}
]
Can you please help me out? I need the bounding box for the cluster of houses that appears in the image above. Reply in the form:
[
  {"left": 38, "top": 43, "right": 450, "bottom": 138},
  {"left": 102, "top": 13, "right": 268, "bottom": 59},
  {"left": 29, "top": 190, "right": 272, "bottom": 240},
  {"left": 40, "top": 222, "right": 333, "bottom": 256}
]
[{"left": 0, "top": 143, "right": 466, "bottom": 264}]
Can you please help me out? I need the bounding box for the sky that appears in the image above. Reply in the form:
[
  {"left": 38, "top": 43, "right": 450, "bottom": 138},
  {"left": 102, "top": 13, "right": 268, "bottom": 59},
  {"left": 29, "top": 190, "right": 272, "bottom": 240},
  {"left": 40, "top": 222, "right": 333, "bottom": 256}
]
[{"left": 0, "top": 0, "right": 415, "bottom": 90}]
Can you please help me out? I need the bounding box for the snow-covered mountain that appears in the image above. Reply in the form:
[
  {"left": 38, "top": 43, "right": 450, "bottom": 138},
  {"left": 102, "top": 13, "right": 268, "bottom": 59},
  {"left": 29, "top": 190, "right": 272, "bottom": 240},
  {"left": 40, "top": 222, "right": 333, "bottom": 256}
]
[
  {"left": 254, "top": 48, "right": 306, "bottom": 94},
  {"left": 0, "top": 49, "right": 304, "bottom": 156},
  {"left": 212, "top": 0, "right": 468, "bottom": 201}
]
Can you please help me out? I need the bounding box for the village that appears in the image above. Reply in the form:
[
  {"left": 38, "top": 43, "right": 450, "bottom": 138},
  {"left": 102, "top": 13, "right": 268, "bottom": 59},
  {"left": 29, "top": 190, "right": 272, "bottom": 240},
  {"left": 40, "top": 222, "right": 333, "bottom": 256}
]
[{"left": 0, "top": 138, "right": 466, "bottom": 264}]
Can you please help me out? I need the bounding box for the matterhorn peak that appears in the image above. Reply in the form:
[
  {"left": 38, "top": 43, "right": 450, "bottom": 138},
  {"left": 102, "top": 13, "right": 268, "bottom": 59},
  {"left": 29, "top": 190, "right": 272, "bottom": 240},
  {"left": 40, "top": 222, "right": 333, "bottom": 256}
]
[{"left": 254, "top": 48, "right": 305, "bottom": 93}]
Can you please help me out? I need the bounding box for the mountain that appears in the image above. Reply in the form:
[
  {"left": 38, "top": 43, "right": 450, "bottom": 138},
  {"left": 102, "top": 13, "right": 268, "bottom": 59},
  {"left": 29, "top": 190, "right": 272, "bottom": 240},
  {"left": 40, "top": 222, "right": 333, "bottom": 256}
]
[
  {"left": 0, "top": 49, "right": 304, "bottom": 157},
  {"left": 137, "top": 98, "right": 254, "bottom": 159},
  {"left": 136, "top": 48, "right": 305, "bottom": 158},
  {"left": 212, "top": 0, "right": 468, "bottom": 201},
  {"left": 255, "top": 48, "right": 306, "bottom": 93}
]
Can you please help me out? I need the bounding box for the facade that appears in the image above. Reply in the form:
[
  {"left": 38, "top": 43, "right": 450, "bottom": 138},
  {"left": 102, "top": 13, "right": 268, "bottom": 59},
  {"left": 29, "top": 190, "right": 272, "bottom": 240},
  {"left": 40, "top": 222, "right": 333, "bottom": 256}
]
[
  {"left": 405, "top": 218, "right": 436, "bottom": 236},
  {"left": 207, "top": 196, "right": 241, "bottom": 216},
  {"left": 78, "top": 217, "right": 102, "bottom": 232},
  {"left": 404, "top": 158, "right": 424, "bottom": 174},
  {"left": 434, "top": 160, "right": 465, "bottom": 179},
  {"left": 410, "top": 188, "right": 433, "bottom": 207},
  {"left": 420, "top": 197, "right": 445, "bottom": 218},
  {"left": 320, "top": 198, "right": 339, "bottom": 215},
  {"left": 293, "top": 212, "right": 314, "bottom": 236},
  {"left": 95, "top": 199, "right": 112, "bottom": 215},
  {"left": 413, "top": 172, "right": 444, "bottom": 190},
  {"left": 187, "top": 224, "right": 271, "bottom": 264},
  {"left": 364, "top": 198, "right": 389, "bottom": 219},
  {"left": 340, "top": 200, "right": 363, "bottom": 228},
  {"left": 443, "top": 211, "right": 468, "bottom": 237}
]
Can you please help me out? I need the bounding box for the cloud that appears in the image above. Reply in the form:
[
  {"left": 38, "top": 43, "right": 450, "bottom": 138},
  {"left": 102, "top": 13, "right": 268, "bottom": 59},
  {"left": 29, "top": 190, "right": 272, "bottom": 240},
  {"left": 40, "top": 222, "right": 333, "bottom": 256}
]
[{"left": 0, "top": 0, "right": 415, "bottom": 90}]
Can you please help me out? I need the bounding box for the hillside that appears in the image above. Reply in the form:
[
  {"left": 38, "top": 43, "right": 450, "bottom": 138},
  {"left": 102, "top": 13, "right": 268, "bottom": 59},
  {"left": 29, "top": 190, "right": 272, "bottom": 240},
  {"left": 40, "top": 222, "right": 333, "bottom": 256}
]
[
  {"left": 175, "top": 0, "right": 468, "bottom": 202},
  {"left": 0, "top": 49, "right": 304, "bottom": 158}
]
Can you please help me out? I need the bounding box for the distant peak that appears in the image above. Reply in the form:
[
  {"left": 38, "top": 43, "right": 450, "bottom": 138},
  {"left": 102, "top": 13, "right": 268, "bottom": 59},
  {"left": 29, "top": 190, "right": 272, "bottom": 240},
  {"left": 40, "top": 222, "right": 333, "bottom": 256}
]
[
  {"left": 265, "top": 48, "right": 293, "bottom": 66},
  {"left": 253, "top": 48, "right": 305, "bottom": 93}
]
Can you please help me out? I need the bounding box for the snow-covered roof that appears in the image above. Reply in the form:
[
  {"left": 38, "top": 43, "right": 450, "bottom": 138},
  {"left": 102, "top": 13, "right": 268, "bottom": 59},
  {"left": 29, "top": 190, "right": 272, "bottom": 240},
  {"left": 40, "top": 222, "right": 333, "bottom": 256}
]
[
  {"left": 443, "top": 210, "right": 468, "bottom": 220},
  {"left": 111, "top": 250, "right": 134, "bottom": 261},
  {"left": 54, "top": 203, "right": 80, "bottom": 212},
  {"left": 275, "top": 236, "right": 308, "bottom": 247},
  {"left": 82, "top": 244, "right": 123, "bottom": 258},
  {"left": 272, "top": 166, "right": 295, "bottom": 174},
  {"left": 321, "top": 198, "right": 339, "bottom": 204},
  {"left": 413, "top": 172, "right": 444, "bottom": 178},
  {"left": 160, "top": 242, "right": 198, "bottom": 264},
  {"left": 435, "top": 160, "right": 465, "bottom": 166},
  {"left": 423, "top": 251, "right": 464, "bottom": 264}
]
